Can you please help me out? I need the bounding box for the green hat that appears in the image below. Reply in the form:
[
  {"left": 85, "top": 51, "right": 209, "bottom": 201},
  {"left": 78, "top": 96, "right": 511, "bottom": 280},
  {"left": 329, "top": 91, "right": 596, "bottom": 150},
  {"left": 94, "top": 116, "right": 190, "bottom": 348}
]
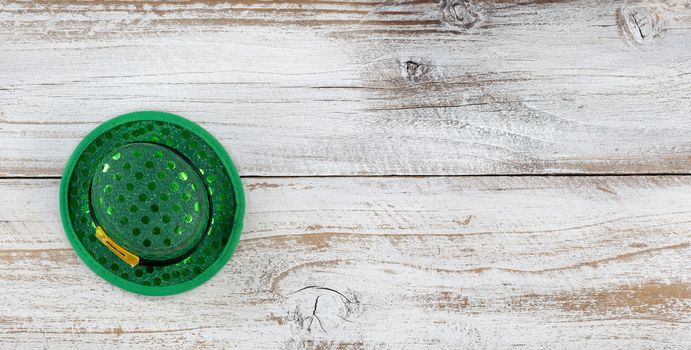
[{"left": 60, "top": 111, "right": 245, "bottom": 295}]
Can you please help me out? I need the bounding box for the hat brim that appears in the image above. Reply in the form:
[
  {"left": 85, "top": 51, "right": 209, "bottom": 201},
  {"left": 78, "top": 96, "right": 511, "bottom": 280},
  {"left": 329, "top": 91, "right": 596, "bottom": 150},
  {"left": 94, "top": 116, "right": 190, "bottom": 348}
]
[{"left": 60, "top": 111, "right": 245, "bottom": 296}]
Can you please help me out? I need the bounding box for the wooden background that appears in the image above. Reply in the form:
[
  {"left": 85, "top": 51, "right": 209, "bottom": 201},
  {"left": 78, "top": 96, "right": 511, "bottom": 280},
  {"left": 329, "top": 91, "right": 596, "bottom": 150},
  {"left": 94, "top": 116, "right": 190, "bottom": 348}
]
[{"left": 1, "top": 0, "right": 689, "bottom": 348}]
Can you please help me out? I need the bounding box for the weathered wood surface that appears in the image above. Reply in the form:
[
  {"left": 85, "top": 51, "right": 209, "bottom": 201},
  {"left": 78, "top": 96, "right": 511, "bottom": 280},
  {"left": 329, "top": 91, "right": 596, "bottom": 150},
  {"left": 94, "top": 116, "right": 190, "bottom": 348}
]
[
  {"left": 1, "top": 0, "right": 690, "bottom": 348},
  {"left": 1, "top": 177, "right": 689, "bottom": 348},
  {"left": 1, "top": 0, "right": 691, "bottom": 176}
]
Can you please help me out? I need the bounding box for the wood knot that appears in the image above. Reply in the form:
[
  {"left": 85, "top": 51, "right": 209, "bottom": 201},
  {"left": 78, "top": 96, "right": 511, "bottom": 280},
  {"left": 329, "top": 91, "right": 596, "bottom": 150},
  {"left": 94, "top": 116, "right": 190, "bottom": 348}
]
[
  {"left": 441, "top": 0, "right": 485, "bottom": 29},
  {"left": 401, "top": 59, "right": 429, "bottom": 83},
  {"left": 617, "top": 6, "right": 661, "bottom": 45},
  {"left": 286, "top": 286, "right": 362, "bottom": 334}
]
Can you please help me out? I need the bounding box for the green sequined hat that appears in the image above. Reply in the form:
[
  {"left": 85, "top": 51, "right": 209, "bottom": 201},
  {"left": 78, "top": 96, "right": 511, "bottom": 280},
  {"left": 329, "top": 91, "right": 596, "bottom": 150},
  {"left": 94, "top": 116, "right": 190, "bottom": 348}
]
[{"left": 60, "top": 111, "right": 245, "bottom": 295}]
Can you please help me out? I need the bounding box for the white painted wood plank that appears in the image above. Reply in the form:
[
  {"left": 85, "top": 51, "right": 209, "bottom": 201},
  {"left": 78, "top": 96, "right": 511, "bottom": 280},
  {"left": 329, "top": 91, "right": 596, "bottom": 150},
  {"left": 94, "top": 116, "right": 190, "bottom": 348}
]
[
  {"left": 1, "top": 0, "right": 690, "bottom": 176},
  {"left": 1, "top": 177, "right": 689, "bottom": 348}
]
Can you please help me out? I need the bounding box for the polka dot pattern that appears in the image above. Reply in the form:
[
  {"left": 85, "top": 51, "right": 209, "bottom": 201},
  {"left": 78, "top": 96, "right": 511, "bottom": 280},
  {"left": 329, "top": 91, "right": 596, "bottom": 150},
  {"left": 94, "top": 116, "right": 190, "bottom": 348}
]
[
  {"left": 67, "top": 119, "right": 236, "bottom": 287},
  {"left": 91, "top": 142, "right": 209, "bottom": 261}
]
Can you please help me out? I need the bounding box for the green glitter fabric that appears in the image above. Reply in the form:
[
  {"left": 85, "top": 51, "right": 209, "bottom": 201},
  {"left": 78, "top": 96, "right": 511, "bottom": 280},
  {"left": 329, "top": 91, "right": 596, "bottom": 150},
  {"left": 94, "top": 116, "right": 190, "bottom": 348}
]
[{"left": 60, "top": 111, "right": 245, "bottom": 296}]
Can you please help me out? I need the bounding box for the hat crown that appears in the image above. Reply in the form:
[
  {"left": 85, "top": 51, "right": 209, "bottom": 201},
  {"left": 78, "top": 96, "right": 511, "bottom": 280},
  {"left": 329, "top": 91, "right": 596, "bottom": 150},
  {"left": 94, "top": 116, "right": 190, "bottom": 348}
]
[{"left": 91, "top": 142, "right": 210, "bottom": 261}]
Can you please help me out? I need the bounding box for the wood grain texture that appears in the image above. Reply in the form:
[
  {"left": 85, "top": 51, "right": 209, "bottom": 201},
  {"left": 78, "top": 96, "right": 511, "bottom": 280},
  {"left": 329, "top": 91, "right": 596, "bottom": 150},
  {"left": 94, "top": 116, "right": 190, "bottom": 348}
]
[
  {"left": 1, "top": 0, "right": 690, "bottom": 348},
  {"left": 1, "top": 177, "right": 689, "bottom": 348},
  {"left": 1, "top": 0, "right": 691, "bottom": 176}
]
